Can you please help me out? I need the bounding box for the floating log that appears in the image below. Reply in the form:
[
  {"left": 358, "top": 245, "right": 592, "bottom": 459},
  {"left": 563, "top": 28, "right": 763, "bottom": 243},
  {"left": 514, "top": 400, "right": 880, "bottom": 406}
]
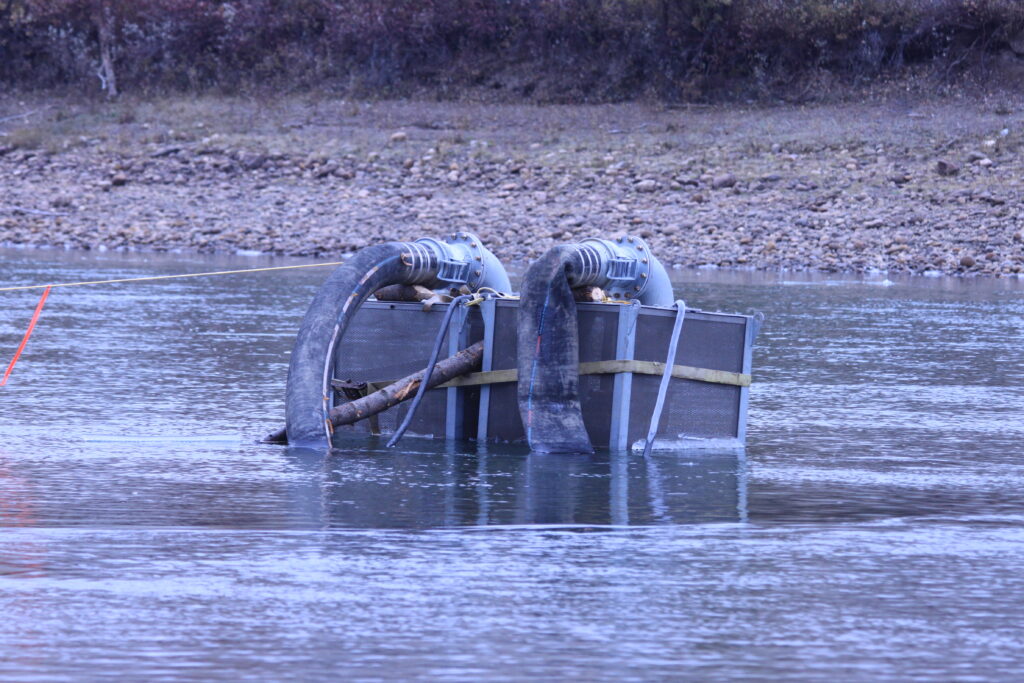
[{"left": 261, "top": 340, "right": 483, "bottom": 445}]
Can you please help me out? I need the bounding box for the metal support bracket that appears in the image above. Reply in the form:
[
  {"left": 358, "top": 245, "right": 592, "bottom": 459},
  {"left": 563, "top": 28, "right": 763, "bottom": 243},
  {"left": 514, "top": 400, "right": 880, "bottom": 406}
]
[
  {"left": 609, "top": 301, "right": 640, "bottom": 451},
  {"left": 476, "top": 297, "right": 497, "bottom": 442},
  {"left": 331, "top": 378, "right": 381, "bottom": 435},
  {"left": 446, "top": 302, "right": 469, "bottom": 440},
  {"left": 437, "top": 258, "right": 471, "bottom": 284},
  {"left": 737, "top": 312, "right": 759, "bottom": 444}
]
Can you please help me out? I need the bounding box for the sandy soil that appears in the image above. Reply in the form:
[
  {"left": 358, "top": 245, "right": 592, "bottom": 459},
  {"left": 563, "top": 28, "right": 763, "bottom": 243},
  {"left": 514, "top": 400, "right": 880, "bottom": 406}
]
[{"left": 1, "top": 95, "right": 1022, "bottom": 275}]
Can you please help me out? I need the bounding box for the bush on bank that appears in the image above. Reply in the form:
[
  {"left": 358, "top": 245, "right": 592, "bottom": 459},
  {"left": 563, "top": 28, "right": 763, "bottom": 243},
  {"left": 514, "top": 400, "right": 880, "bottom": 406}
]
[{"left": 2, "top": 0, "right": 1023, "bottom": 101}]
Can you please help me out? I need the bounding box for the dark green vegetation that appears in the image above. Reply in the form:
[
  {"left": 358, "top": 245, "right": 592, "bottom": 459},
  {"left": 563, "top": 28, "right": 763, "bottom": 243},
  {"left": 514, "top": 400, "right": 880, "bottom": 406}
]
[{"left": 3, "top": 1, "right": 1024, "bottom": 102}]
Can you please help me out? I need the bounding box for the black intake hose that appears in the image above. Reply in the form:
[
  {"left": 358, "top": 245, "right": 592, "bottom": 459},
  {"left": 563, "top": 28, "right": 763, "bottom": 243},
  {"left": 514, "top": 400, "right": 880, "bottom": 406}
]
[
  {"left": 286, "top": 243, "right": 413, "bottom": 446},
  {"left": 516, "top": 246, "right": 595, "bottom": 454}
]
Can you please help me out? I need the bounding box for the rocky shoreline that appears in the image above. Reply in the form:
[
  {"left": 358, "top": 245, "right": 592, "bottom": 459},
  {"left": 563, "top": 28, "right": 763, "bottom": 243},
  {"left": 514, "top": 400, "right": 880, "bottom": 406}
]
[{"left": 2, "top": 97, "right": 1022, "bottom": 276}]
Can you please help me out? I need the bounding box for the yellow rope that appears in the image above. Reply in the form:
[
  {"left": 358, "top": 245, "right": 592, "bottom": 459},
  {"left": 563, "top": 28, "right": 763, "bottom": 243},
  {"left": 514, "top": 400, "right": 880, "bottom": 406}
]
[
  {"left": 361, "top": 359, "right": 752, "bottom": 390},
  {"left": 0, "top": 261, "right": 345, "bottom": 292},
  {"left": 475, "top": 286, "right": 517, "bottom": 299}
]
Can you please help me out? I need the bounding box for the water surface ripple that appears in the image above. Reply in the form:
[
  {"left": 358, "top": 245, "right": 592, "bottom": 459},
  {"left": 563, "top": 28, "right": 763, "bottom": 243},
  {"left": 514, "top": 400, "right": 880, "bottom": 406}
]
[{"left": 2, "top": 249, "right": 1023, "bottom": 680}]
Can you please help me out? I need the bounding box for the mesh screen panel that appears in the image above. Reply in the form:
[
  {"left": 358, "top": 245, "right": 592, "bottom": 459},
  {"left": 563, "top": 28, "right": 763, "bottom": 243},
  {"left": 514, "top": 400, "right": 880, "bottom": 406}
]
[
  {"left": 333, "top": 300, "right": 752, "bottom": 447},
  {"left": 484, "top": 303, "right": 521, "bottom": 442},
  {"left": 575, "top": 306, "right": 619, "bottom": 446},
  {"left": 336, "top": 302, "right": 482, "bottom": 439},
  {"left": 628, "top": 310, "right": 747, "bottom": 444}
]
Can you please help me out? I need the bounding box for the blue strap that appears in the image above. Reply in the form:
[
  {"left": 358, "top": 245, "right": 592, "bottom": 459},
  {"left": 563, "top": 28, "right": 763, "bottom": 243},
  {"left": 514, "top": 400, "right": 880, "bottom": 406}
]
[{"left": 642, "top": 299, "right": 686, "bottom": 457}]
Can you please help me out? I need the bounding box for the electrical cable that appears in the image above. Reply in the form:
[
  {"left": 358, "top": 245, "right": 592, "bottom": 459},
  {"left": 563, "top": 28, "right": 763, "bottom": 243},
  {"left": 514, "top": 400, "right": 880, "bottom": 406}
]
[{"left": 385, "top": 294, "right": 474, "bottom": 449}]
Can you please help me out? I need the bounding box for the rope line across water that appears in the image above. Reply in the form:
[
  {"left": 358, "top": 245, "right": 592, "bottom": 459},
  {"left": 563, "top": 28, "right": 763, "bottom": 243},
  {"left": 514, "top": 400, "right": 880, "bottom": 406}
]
[
  {"left": 0, "top": 261, "right": 345, "bottom": 292},
  {"left": 1, "top": 259, "right": 346, "bottom": 387}
]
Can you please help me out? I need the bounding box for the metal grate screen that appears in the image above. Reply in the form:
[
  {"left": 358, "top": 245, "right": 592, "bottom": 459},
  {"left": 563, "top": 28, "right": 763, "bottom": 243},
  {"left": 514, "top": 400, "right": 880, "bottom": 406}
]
[{"left": 334, "top": 299, "right": 753, "bottom": 448}]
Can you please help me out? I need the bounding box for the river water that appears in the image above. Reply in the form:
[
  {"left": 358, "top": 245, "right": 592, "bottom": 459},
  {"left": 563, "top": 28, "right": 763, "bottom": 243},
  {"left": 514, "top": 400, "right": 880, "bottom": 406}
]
[{"left": 1, "top": 247, "right": 1023, "bottom": 680}]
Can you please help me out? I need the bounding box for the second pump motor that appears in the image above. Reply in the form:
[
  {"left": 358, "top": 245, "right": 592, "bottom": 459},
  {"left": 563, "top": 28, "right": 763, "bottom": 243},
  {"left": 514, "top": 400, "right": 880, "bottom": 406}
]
[{"left": 566, "top": 236, "right": 673, "bottom": 307}]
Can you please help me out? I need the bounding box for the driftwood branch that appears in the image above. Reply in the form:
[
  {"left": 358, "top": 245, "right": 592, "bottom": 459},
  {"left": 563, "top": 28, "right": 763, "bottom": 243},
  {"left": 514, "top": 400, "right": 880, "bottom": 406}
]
[
  {"left": 328, "top": 340, "right": 483, "bottom": 426},
  {"left": 261, "top": 340, "right": 484, "bottom": 445}
]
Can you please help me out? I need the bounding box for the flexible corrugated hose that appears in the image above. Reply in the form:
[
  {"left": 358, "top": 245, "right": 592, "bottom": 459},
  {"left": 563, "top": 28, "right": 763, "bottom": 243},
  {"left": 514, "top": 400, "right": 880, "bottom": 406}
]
[{"left": 516, "top": 246, "right": 595, "bottom": 454}]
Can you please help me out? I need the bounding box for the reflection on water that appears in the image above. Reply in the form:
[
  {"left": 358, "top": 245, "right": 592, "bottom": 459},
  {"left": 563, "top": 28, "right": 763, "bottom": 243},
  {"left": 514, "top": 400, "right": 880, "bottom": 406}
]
[
  {"left": 2, "top": 248, "right": 1024, "bottom": 680},
  {"left": 290, "top": 444, "right": 745, "bottom": 528}
]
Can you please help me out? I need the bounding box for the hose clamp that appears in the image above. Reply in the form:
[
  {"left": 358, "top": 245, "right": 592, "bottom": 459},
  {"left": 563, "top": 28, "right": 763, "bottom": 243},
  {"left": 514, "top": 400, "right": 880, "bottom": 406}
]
[{"left": 400, "top": 240, "right": 440, "bottom": 284}]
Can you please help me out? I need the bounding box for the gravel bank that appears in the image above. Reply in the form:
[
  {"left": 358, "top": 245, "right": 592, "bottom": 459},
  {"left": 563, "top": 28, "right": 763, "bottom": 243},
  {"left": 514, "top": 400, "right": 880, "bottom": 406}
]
[{"left": 2, "top": 97, "right": 1022, "bottom": 276}]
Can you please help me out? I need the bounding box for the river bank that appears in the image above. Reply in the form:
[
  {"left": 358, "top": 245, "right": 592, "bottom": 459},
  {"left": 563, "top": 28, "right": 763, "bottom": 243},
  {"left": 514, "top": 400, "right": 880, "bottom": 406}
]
[{"left": 2, "top": 96, "right": 1022, "bottom": 276}]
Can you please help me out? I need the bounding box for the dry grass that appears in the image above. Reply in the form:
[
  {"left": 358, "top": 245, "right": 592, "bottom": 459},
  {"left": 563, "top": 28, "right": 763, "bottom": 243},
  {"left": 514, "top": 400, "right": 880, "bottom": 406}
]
[{"left": 2, "top": 91, "right": 1019, "bottom": 166}]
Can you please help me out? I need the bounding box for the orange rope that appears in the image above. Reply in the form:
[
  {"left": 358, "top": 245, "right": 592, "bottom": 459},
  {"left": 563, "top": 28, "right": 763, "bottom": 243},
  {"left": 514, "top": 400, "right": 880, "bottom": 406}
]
[{"left": 1, "top": 286, "right": 51, "bottom": 387}]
